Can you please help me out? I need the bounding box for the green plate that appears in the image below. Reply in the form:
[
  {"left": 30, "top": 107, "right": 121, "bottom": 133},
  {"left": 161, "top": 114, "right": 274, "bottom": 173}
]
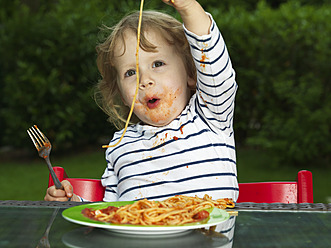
[{"left": 62, "top": 201, "right": 230, "bottom": 236}]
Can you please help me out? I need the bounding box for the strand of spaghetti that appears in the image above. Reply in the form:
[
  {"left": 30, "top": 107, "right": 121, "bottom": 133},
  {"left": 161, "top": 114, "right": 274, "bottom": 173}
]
[{"left": 102, "top": 0, "right": 144, "bottom": 148}]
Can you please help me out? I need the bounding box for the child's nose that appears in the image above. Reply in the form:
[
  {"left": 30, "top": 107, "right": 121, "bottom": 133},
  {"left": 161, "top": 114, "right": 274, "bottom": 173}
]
[{"left": 139, "top": 74, "right": 155, "bottom": 89}]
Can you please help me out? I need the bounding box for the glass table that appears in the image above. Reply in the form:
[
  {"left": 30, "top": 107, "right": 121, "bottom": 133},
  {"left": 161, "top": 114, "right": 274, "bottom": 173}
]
[{"left": 0, "top": 200, "right": 330, "bottom": 248}]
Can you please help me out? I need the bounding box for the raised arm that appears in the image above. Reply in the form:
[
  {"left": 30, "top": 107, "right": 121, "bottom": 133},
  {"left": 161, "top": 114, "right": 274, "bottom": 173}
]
[
  {"left": 162, "top": 0, "right": 211, "bottom": 36},
  {"left": 163, "top": 0, "right": 237, "bottom": 134}
]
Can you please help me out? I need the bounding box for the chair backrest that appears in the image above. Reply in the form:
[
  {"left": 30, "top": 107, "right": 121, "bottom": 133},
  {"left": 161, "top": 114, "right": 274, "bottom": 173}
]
[
  {"left": 48, "top": 167, "right": 105, "bottom": 202},
  {"left": 49, "top": 167, "right": 313, "bottom": 203},
  {"left": 236, "top": 170, "right": 313, "bottom": 203}
]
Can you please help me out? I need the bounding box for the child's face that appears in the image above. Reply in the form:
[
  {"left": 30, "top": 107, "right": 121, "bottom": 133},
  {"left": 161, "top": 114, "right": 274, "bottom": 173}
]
[{"left": 114, "top": 29, "right": 195, "bottom": 127}]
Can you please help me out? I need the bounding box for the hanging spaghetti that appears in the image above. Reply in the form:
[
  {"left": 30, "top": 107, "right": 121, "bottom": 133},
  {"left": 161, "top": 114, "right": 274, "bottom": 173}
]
[{"left": 102, "top": 0, "right": 144, "bottom": 149}]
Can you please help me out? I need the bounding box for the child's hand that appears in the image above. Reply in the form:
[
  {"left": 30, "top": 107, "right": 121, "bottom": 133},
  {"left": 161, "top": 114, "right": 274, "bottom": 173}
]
[
  {"left": 162, "top": 0, "right": 195, "bottom": 12},
  {"left": 44, "top": 180, "right": 79, "bottom": 202},
  {"left": 162, "top": 0, "right": 211, "bottom": 36}
]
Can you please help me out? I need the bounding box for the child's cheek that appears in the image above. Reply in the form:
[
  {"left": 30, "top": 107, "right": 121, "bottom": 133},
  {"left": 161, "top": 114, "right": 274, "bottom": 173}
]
[{"left": 123, "top": 90, "right": 137, "bottom": 107}]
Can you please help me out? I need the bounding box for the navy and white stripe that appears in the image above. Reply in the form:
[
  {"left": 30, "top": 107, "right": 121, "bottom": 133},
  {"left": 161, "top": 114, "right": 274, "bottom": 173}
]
[{"left": 101, "top": 13, "right": 238, "bottom": 202}]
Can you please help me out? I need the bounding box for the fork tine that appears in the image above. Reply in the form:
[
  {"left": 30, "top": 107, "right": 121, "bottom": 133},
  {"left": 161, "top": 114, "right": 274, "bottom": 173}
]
[
  {"left": 31, "top": 125, "right": 46, "bottom": 145},
  {"left": 31, "top": 126, "right": 43, "bottom": 145},
  {"left": 26, "top": 128, "right": 40, "bottom": 150},
  {"left": 33, "top": 125, "right": 50, "bottom": 143},
  {"left": 27, "top": 128, "right": 42, "bottom": 149}
]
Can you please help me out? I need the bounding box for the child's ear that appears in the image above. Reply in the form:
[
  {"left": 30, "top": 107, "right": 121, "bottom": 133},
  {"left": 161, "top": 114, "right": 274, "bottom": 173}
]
[{"left": 187, "top": 76, "right": 196, "bottom": 88}]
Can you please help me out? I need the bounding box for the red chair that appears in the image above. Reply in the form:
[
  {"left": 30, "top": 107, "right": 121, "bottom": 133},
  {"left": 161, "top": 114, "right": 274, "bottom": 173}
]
[
  {"left": 49, "top": 167, "right": 313, "bottom": 203},
  {"left": 48, "top": 166, "right": 105, "bottom": 202},
  {"left": 237, "top": 170, "right": 313, "bottom": 203}
]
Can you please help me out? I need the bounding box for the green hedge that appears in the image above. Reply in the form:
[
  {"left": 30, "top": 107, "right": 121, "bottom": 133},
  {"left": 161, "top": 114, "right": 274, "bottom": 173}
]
[
  {"left": 0, "top": 0, "right": 114, "bottom": 150},
  {"left": 0, "top": 0, "right": 330, "bottom": 167},
  {"left": 213, "top": 1, "right": 331, "bottom": 166}
]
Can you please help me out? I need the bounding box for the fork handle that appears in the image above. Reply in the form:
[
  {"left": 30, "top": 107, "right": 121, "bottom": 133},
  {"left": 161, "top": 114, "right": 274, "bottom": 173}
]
[{"left": 45, "top": 157, "right": 63, "bottom": 189}]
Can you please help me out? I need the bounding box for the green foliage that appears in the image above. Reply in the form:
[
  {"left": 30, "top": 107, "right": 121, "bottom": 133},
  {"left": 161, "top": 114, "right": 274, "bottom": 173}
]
[
  {"left": 213, "top": 1, "right": 331, "bottom": 166},
  {"left": 0, "top": 0, "right": 115, "bottom": 150},
  {"left": 199, "top": 0, "right": 329, "bottom": 12},
  {"left": 0, "top": 0, "right": 330, "bottom": 168}
]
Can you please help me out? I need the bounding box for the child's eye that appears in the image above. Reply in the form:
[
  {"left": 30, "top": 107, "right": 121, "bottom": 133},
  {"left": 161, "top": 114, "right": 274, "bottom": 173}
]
[
  {"left": 125, "top": 69, "right": 136, "bottom": 77},
  {"left": 152, "top": 61, "right": 165, "bottom": 68}
]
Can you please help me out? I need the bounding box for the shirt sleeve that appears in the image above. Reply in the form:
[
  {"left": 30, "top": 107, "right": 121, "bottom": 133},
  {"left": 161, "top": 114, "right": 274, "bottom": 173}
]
[{"left": 184, "top": 13, "right": 237, "bottom": 135}]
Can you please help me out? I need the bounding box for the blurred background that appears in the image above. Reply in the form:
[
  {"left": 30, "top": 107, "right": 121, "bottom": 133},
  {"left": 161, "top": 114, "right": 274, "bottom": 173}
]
[{"left": 0, "top": 0, "right": 330, "bottom": 202}]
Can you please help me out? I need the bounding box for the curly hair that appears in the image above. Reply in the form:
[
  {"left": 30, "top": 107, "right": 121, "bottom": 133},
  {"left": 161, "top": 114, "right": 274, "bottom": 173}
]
[{"left": 94, "top": 10, "right": 196, "bottom": 130}]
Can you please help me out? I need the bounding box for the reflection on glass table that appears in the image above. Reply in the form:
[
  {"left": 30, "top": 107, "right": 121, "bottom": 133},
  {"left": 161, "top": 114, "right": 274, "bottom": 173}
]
[
  {"left": 0, "top": 201, "right": 330, "bottom": 248},
  {"left": 62, "top": 222, "right": 234, "bottom": 248}
]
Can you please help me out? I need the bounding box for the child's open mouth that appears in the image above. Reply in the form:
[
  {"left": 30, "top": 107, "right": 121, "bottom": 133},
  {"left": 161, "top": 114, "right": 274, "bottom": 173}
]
[{"left": 147, "top": 98, "right": 160, "bottom": 109}]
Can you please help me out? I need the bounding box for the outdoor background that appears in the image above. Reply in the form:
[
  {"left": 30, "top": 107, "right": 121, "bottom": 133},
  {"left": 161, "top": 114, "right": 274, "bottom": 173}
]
[{"left": 0, "top": 0, "right": 330, "bottom": 202}]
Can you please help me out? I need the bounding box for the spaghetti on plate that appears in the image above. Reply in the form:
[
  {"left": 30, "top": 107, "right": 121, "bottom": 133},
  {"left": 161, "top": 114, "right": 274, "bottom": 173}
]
[{"left": 82, "top": 194, "right": 234, "bottom": 226}]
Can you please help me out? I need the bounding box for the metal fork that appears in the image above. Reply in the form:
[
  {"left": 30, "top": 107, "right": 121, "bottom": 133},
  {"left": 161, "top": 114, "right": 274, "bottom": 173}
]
[{"left": 27, "top": 125, "right": 63, "bottom": 189}]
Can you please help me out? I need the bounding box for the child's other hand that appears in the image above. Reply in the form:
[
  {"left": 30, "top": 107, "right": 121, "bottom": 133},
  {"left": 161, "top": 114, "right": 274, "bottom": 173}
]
[{"left": 44, "top": 180, "right": 79, "bottom": 202}]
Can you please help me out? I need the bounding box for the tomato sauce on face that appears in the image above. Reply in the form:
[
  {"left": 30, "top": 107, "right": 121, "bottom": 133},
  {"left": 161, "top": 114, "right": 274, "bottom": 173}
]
[{"left": 135, "top": 86, "right": 183, "bottom": 125}]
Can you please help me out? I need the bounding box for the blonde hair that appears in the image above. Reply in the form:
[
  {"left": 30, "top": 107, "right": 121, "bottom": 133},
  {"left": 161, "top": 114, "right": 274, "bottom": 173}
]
[{"left": 94, "top": 10, "right": 196, "bottom": 130}]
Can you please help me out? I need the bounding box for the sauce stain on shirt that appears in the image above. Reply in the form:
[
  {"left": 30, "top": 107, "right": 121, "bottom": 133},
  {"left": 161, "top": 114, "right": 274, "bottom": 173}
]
[
  {"left": 153, "top": 133, "right": 169, "bottom": 148},
  {"left": 198, "top": 91, "right": 208, "bottom": 107},
  {"left": 180, "top": 125, "right": 184, "bottom": 134},
  {"left": 199, "top": 44, "right": 209, "bottom": 71}
]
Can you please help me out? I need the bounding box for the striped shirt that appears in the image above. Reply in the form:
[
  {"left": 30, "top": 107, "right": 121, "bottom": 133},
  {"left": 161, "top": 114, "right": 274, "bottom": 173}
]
[{"left": 101, "top": 14, "right": 239, "bottom": 202}]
